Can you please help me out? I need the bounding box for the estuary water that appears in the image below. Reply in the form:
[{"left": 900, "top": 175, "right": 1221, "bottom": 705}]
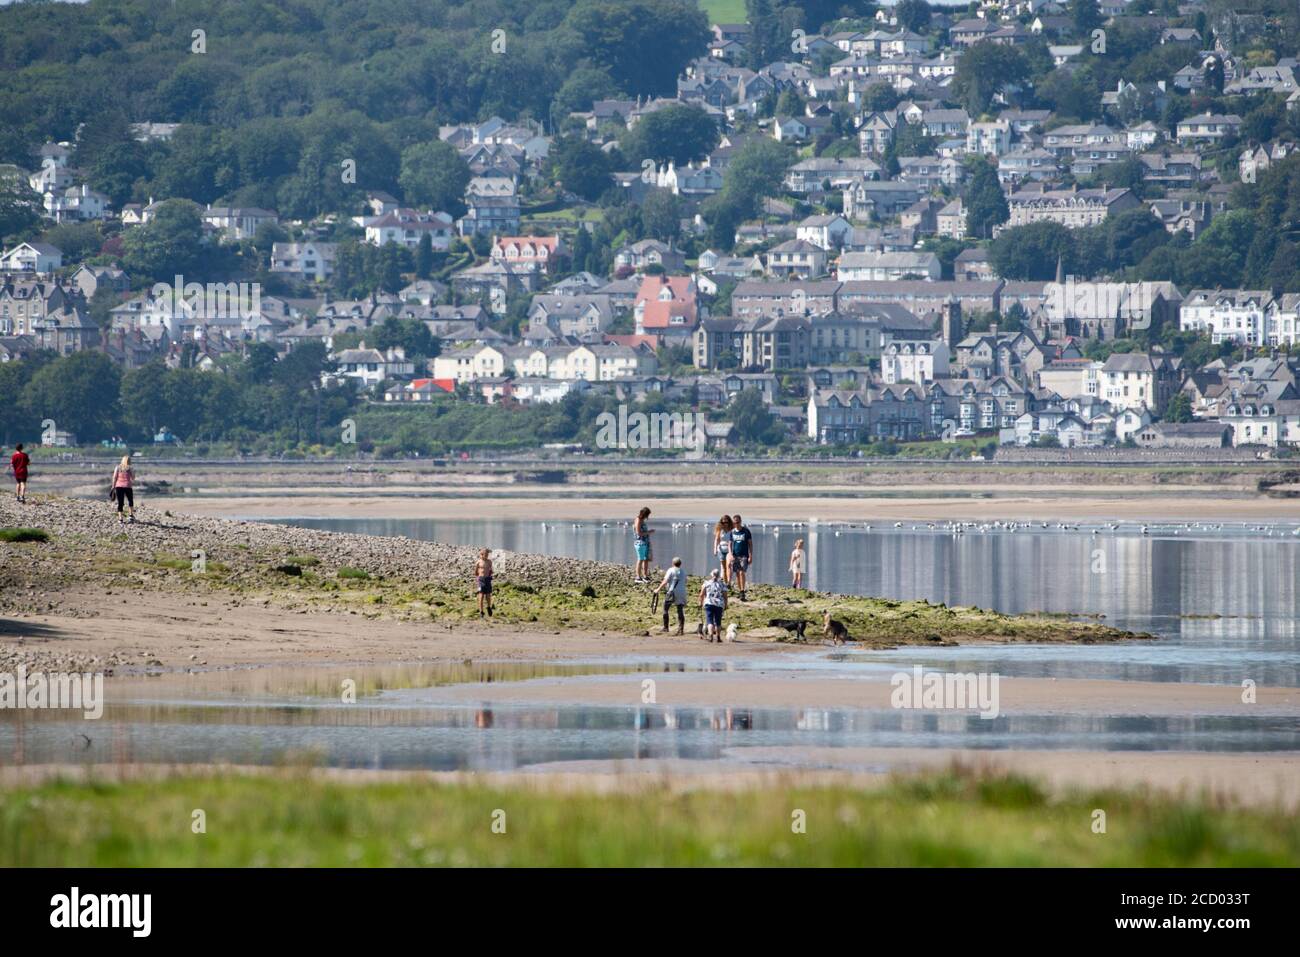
[
  {"left": 273, "top": 517, "right": 1300, "bottom": 688},
  {"left": 5, "top": 516, "right": 1297, "bottom": 772}
]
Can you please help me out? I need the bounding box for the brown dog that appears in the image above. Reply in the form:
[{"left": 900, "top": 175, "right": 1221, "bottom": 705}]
[{"left": 822, "top": 610, "right": 851, "bottom": 645}]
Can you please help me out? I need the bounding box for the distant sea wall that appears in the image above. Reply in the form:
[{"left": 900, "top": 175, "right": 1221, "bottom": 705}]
[{"left": 994, "top": 447, "right": 1274, "bottom": 464}]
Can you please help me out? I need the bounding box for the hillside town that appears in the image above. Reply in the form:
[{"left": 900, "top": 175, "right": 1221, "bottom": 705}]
[{"left": 3, "top": 0, "right": 1300, "bottom": 455}]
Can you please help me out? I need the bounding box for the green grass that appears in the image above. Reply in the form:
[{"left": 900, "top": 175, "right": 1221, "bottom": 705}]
[
  {"left": 337, "top": 566, "right": 371, "bottom": 580},
  {"left": 700, "top": 0, "right": 746, "bottom": 23},
  {"left": 0, "top": 527, "right": 48, "bottom": 543},
  {"left": 1, "top": 771, "right": 1295, "bottom": 866}
]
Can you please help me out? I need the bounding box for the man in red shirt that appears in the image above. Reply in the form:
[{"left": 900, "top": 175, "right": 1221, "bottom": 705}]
[{"left": 10, "top": 443, "right": 29, "bottom": 503}]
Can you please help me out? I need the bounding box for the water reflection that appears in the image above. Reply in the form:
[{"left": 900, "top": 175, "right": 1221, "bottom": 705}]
[
  {"left": 270, "top": 517, "right": 1300, "bottom": 686},
  {"left": 5, "top": 699, "right": 1296, "bottom": 771},
  {"left": 271, "top": 517, "right": 1300, "bottom": 624}
]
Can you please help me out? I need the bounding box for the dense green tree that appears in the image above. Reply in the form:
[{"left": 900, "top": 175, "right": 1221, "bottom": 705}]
[
  {"left": 1070, "top": 0, "right": 1104, "bottom": 39},
  {"left": 552, "top": 67, "right": 622, "bottom": 119},
  {"left": 963, "top": 157, "right": 1008, "bottom": 240},
  {"left": 895, "top": 0, "right": 932, "bottom": 33},
  {"left": 990, "top": 221, "right": 1076, "bottom": 280},
  {"left": 0, "top": 169, "right": 42, "bottom": 242},
  {"left": 332, "top": 241, "right": 369, "bottom": 298},
  {"left": 148, "top": 125, "right": 224, "bottom": 204},
  {"left": 85, "top": 140, "right": 151, "bottom": 208},
  {"left": 640, "top": 188, "right": 682, "bottom": 243},
  {"left": 1105, "top": 207, "right": 1169, "bottom": 268},
  {"left": 745, "top": 0, "right": 790, "bottom": 71},
  {"left": 0, "top": 352, "right": 50, "bottom": 444},
  {"left": 398, "top": 141, "right": 471, "bottom": 217},
  {"left": 718, "top": 138, "right": 795, "bottom": 219},
  {"left": 552, "top": 135, "right": 613, "bottom": 200},
  {"left": 38, "top": 222, "right": 102, "bottom": 264},
  {"left": 121, "top": 199, "right": 207, "bottom": 283},
  {"left": 620, "top": 104, "right": 720, "bottom": 167},
  {"left": 1036, "top": 69, "right": 1102, "bottom": 122},
  {"left": 24, "top": 351, "right": 122, "bottom": 442},
  {"left": 861, "top": 82, "right": 901, "bottom": 113},
  {"left": 563, "top": 0, "right": 709, "bottom": 96},
  {"left": 727, "top": 389, "right": 784, "bottom": 445},
  {"left": 1163, "top": 392, "right": 1193, "bottom": 423},
  {"left": 951, "top": 42, "right": 1030, "bottom": 115},
  {"left": 1204, "top": 55, "right": 1225, "bottom": 94},
  {"left": 415, "top": 233, "right": 434, "bottom": 280},
  {"left": 119, "top": 361, "right": 171, "bottom": 438}
]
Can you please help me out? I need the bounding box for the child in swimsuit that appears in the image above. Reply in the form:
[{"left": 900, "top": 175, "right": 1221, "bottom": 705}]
[{"left": 475, "top": 548, "right": 494, "bottom": 617}]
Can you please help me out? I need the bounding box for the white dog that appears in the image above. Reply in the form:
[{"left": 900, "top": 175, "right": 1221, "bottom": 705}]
[{"left": 724, "top": 623, "right": 738, "bottom": 643}]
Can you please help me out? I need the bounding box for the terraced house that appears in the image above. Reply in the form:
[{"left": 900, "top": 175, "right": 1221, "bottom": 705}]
[
  {"left": 1006, "top": 187, "right": 1141, "bottom": 229},
  {"left": 694, "top": 315, "right": 811, "bottom": 370}
]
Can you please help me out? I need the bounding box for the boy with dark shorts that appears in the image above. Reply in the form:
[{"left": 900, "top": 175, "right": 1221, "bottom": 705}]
[{"left": 475, "top": 548, "right": 494, "bottom": 617}]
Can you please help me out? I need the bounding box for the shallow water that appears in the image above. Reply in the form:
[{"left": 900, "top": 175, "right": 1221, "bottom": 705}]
[
  {"left": 4, "top": 658, "right": 1297, "bottom": 771},
  {"left": 270, "top": 517, "right": 1300, "bottom": 687},
  {"left": 5, "top": 518, "right": 1297, "bottom": 773}
]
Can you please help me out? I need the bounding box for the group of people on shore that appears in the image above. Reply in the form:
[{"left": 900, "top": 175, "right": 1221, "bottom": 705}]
[
  {"left": 4, "top": 446, "right": 137, "bottom": 523},
  {"left": 633, "top": 507, "right": 809, "bottom": 642}
]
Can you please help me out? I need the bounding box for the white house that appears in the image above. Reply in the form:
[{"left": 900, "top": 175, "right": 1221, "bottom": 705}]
[
  {"left": 796, "top": 214, "right": 853, "bottom": 250},
  {"left": 270, "top": 242, "right": 338, "bottom": 282},
  {"left": 1180, "top": 289, "right": 1271, "bottom": 346},
  {"left": 1114, "top": 407, "right": 1153, "bottom": 443},
  {"left": 203, "top": 206, "right": 279, "bottom": 242},
  {"left": 966, "top": 119, "right": 1012, "bottom": 157},
  {"left": 881, "top": 338, "right": 949, "bottom": 384},
  {"left": 0, "top": 242, "right": 62, "bottom": 275},
  {"left": 1099, "top": 352, "right": 1181, "bottom": 414},
  {"left": 330, "top": 343, "right": 415, "bottom": 387},
  {"left": 45, "top": 184, "right": 110, "bottom": 222},
  {"left": 837, "top": 251, "right": 940, "bottom": 282},
  {"left": 1176, "top": 113, "right": 1244, "bottom": 145},
  {"left": 364, "top": 209, "right": 454, "bottom": 251},
  {"left": 432, "top": 345, "right": 509, "bottom": 382}
]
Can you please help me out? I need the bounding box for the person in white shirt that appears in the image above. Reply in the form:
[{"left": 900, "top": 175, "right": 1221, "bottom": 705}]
[{"left": 698, "top": 569, "right": 728, "bottom": 643}]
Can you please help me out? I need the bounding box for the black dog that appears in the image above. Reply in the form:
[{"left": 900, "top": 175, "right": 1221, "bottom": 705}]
[{"left": 768, "top": 618, "right": 809, "bottom": 639}]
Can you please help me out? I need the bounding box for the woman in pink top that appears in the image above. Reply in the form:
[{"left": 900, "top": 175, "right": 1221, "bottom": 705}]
[{"left": 111, "top": 454, "right": 136, "bottom": 524}]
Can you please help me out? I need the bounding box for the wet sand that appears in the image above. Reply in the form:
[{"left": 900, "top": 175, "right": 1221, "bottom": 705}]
[
  {"left": 9, "top": 583, "right": 1294, "bottom": 720},
  {"left": 425, "top": 669, "right": 1300, "bottom": 716},
  {"left": 3, "top": 607, "right": 1295, "bottom": 809}
]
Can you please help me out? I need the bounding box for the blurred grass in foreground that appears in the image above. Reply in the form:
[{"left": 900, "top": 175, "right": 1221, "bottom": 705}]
[{"left": 2, "top": 770, "right": 1297, "bottom": 866}]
